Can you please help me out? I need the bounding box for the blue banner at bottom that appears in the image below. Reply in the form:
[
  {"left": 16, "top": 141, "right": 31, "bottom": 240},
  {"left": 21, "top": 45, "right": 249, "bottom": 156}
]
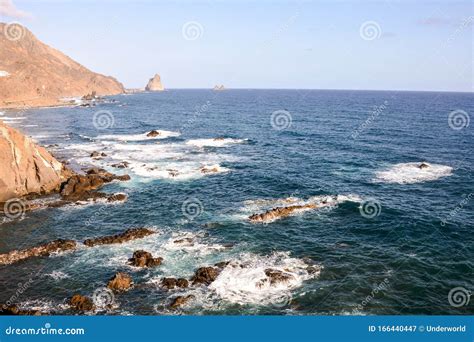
[{"left": 0, "top": 316, "right": 472, "bottom": 342}]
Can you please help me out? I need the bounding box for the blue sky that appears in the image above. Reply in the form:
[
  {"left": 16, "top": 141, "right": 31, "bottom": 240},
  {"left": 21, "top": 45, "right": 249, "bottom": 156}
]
[{"left": 2, "top": 0, "right": 473, "bottom": 91}]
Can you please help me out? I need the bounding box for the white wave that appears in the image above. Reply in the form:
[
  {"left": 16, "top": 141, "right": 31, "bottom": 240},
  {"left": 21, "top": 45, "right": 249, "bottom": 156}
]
[
  {"left": 186, "top": 138, "right": 246, "bottom": 148},
  {"left": 375, "top": 162, "right": 453, "bottom": 184},
  {"left": 0, "top": 71, "right": 10, "bottom": 77},
  {"left": 97, "top": 130, "right": 181, "bottom": 141},
  {"left": 208, "top": 252, "right": 321, "bottom": 305}
]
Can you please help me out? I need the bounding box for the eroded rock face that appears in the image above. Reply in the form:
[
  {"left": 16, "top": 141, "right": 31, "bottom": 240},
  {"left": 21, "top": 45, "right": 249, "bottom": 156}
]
[
  {"left": 0, "top": 121, "right": 71, "bottom": 202},
  {"left": 190, "top": 267, "right": 220, "bottom": 286},
  {"left": 248, "top": 204, "right": 317, "bottom": 223},
  {"left": 0, "top": 239, "right": 77, "bottom": 266},
  {"left": 83, "top": 228, "right": 155, "bottom": 247},
  {"left": 169, "top": 295, "right": 194, "bottom": 309},
  {"left": 69, "top": 295, "right": 94, "bottom": 311},
  {"left": 0, "top": 304, "right": 42, "bottom": 316},
  {"left": 107, "top": 272, "right": 133, "bottom": 292},
  {"left": 145, "top": 74, "right": 164, "bottom": 91},
  {"left": 128, "top": 250, "right": 163, "bottom": 267}
]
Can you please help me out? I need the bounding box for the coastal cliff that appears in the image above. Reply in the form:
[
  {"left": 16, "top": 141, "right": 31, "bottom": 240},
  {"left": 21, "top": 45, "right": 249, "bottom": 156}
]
[
  {"left": 145, "top": 74, "right": 164, "bottom": 91},
  {"left": 0, "top": 23, "right": 124, "bottom": 109},
  {"left": 0, "top": 120, "right": 71, "bottom": 202}
]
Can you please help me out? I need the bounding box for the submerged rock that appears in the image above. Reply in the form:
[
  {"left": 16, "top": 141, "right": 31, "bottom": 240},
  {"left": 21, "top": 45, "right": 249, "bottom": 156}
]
[
  {"left": 111, "top": 161, "right": 130, "bottom": 169},
  {"left": 264, "top": 269, "right": 294, "bottom": 285},
  {"left": 190, "top": 266, "right": 220, "bottom": 286},
  {"left": 83, "top": 228, "right": 155, "bottom": 247},
  {"left": 128, "top": 250, "right": 163, "bottom": 268},
  {"left": 107, "top": 272, "right": 133, "bottom": 292},
  {"left": 200, "top": 166, "right": 219, "bottom": 174},
  {"left": 169, "top": 295, "right": 194, "bottom": 309},
  {"left": 0, "top": 239, "right": 77, "bottom": 265},
  {"left": 248, "top": 204, "right": 317, "bottom": 223},
  {"left": 90, "top": 151, "right": 107, "bottom": 158},
  {"left": 69, "top": 294, "right": 94, "bottom": 311}
]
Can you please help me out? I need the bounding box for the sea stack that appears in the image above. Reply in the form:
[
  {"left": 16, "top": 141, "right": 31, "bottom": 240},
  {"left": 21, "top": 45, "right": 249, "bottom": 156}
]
[
  {"left": 145, "top": 74, "right": 165, "bottom": 91},
  {"left": 0, "top": 121, "right": 71, "bottom": 202}
]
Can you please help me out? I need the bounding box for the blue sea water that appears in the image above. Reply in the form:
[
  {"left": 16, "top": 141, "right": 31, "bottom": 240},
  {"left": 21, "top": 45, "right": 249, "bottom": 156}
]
[{"left": 0, "top": 89, "right": 473, "bottom": 315}]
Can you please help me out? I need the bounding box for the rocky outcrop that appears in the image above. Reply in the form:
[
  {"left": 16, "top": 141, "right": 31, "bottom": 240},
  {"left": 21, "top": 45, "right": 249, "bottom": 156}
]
[
  {"left": 83, "top": 228, "right": 155, "bottom": 247},
  {"left": 0, "top": 239, "right": 77, "bottom": 266},
  {"left": 419, "top": 162, "right": 430, "bottom": 169},
  {"left": 146, "top": 130, "right": 161, "bottom": 137},
  {"left": 107, "top": 272, "right": 133, "bottom": 292},
  {"left": 0, "top": 121, "right": 71, "bottom": 202},
  {"left": 0, "top": 23, "right": 124, "bottom": 109},
  {"left": 145, "top": 74, "right": 164, "bottom": 91},
  {"left": 190, "top": 266, "right": 220, "bottom": 286},
  {"left": 60, "top": 168, "right": 130, "bottom": 201},
  {"left": 249, "top": 204, "right": 317, "bottom": 223},
  {"left": 263, "top": 269, "right": 294, "bottom": 286},
  {"left": 128, "top": 250, "right": 163, "bottom": 267},
  {"left": 69, "top": 295, "right": 94, "bottom": 311}
]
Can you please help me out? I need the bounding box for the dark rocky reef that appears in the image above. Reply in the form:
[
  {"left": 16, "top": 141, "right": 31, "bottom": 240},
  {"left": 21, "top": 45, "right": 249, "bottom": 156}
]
[{"left": 84, "top": 228, "right": 155, "bottom": 247}]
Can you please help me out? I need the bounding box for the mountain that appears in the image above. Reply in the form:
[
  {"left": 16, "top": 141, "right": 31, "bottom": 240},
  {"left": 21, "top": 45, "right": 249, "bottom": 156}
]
[
  {"left": 145, "top": 74, "right": 164, "bottom": 91},
  {"left": 0, "top": 23, "right": 124, "bottom": 108}
]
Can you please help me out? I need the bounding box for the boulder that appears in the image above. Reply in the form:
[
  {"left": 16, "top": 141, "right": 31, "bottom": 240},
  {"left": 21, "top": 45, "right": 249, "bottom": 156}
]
[
  {"left": 90, "top": 151, "right": 107, "bottom": 158},
  {"left": 200, "top": 166, "right": 219, "bottom": 174},
  {"left": 111, "top": 161, "right": 129, "bottom": 169},
  {"left": 129, "top": 250, "right": 163, "bottom": 267},
  {"left": 84, "top": 228, "right": 155, "bottom": 247},
  {"left": 264, "top": 269, "right": 294, "bottom": 285},
  {"left": 190, "top": 266, "right": 220, "bottom": 285},
  {"left": 161, "top": 277, "right": 189, "bottom": 290},
  {"left": 169, "top": 295, "right": 194, "bottom": 309},
  {"left": 69, "top": 294, "right": 94, "bottom": 311},
  {"left": 0, "top": 304, "right": 42, "bottom": 316},
  {"left": 419, "top": 162, "right": 430, "bottom": 169},
  {"left": 107, "top": 272, "right": 133, "bottom": 292},
  {"left": 0, "top": 239, "right": 77, "bottom": 266}
]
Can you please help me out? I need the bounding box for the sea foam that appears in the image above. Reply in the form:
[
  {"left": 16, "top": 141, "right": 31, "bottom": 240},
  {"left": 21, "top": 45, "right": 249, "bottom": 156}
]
[{"left": 375, "top": 162, "right": 453, "bottom": 184}]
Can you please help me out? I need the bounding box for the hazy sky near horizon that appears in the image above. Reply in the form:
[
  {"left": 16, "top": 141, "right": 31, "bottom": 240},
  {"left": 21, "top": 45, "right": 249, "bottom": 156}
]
[{"left": 1, "top": 0, "right": 473, "bottom": 91}]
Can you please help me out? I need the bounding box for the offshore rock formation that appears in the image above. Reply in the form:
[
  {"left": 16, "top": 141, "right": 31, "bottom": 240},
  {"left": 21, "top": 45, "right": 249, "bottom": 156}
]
[
  {"left": 128, "top": 250, "right": 163, "bottom": 268},
  {"left": 213, "top": 85, "right": 225, "bottom": 91},
  {"left": 0, "top": 120, "right": 71, "bottom": 202},
  {"left": 83, "top": 228, "right": 155, "bottom": 247},
  {"left": 248, "top": 204, "right": 317, "bottom": 223},
  {"left": 145, "top": 74, "right": 164, "bottom": 91},
  {"left": 0, "top": 239, "right": 77, "bottom": 266},
  {"left": 0, "top": 23, "right": 124, "bottom": 108},
  {"left": 107, "top": 272, "right": 133, "bottom": 292}
]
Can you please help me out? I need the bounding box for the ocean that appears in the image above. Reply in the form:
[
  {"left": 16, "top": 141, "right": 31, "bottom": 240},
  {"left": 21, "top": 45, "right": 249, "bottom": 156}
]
[{"left": 0, "top": 89, "right": 472, "bottom": 315}]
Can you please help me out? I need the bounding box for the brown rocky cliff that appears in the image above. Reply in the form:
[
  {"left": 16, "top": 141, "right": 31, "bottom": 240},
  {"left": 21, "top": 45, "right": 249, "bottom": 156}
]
[
  {"left": 0, "top": 23, "right": 124, "bottom": 108},
  {"left": 0, "top": 120, "right": 70, "bottom": 201},
  {"left": 145, "top": 74, "right": 164, "bottom": 91}
]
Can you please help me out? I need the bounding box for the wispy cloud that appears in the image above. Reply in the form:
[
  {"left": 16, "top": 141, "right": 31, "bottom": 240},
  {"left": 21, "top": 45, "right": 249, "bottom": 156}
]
[{"left": 0, "top": 0, "right": 32, "bottom": 19}]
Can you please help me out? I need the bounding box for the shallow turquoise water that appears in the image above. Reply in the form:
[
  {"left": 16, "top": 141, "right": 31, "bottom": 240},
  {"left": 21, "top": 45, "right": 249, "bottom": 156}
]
[{"left": 0, "top": 90, "right": 473, "bottom": 315}]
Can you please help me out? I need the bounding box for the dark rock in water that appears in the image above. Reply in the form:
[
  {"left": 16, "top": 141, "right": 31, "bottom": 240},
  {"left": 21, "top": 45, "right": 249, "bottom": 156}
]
[
  {"left": 161, "top": 277, "right": 189, "bottom": 290},
  {"left": 147, "top": 130, "right": 161, "bottom": 137},
  {"left": 129, "top": 250, "right": 163, "bottom": 267},
  {"left": 69, "top": 294, "right": 94, "bottom": 311},
  {"left": 190, "top": 266, "right": 220, "bottom": 285},
  {"left": 0, "top": 239, "right": 77, "bottom": 265},
  {"left": 111, "top": 161, "right": 130, "bottom": 169},
  {"left": 90, "top": 151, "right": 107, "bottom": 158},
  {"left": 200, "top": 166, "right": 219, "bottom": 174},
  {"left": 169, "top": 295, "right": 194, "bottom": 309},
  {"left": 107, "top": 193, "right": 127, "bottom": 202},
  {"left": 107, "top": 272, "right": 133, "bottom": 292},
  {"left": 173, "top": 237, "right": 194, "bottom": 245},
  {"left": 249, "top": 204, "right": 317, "bottom": 223},
  {"left": 214, "top": 261, "right": 230, "bottom": 269},
  {"left": 167, "top": 169, "right": 179, "bottom": 177},
  {"left": 264, "top": 269, "right": 294, "bottom": 285},
  {"left": 82, "top": 91, "right": 98, "bottom": 101},
  {"left": 419, "top": 162, "right": 430, "bottom": 169},
  {"left": 0, "top": 304, "right": 42, "bottom": 316},
  {"left": 213, "top": 137, "right": 225, "bottom": 141},
  {"left": 83, "top": 228, "right": 155, "bottom": 247}
]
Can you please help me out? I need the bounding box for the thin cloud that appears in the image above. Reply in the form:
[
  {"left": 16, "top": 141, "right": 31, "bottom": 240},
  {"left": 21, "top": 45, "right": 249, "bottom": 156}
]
[{"left": 0, "top": 0, "right": 32, "bottom": 19}]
